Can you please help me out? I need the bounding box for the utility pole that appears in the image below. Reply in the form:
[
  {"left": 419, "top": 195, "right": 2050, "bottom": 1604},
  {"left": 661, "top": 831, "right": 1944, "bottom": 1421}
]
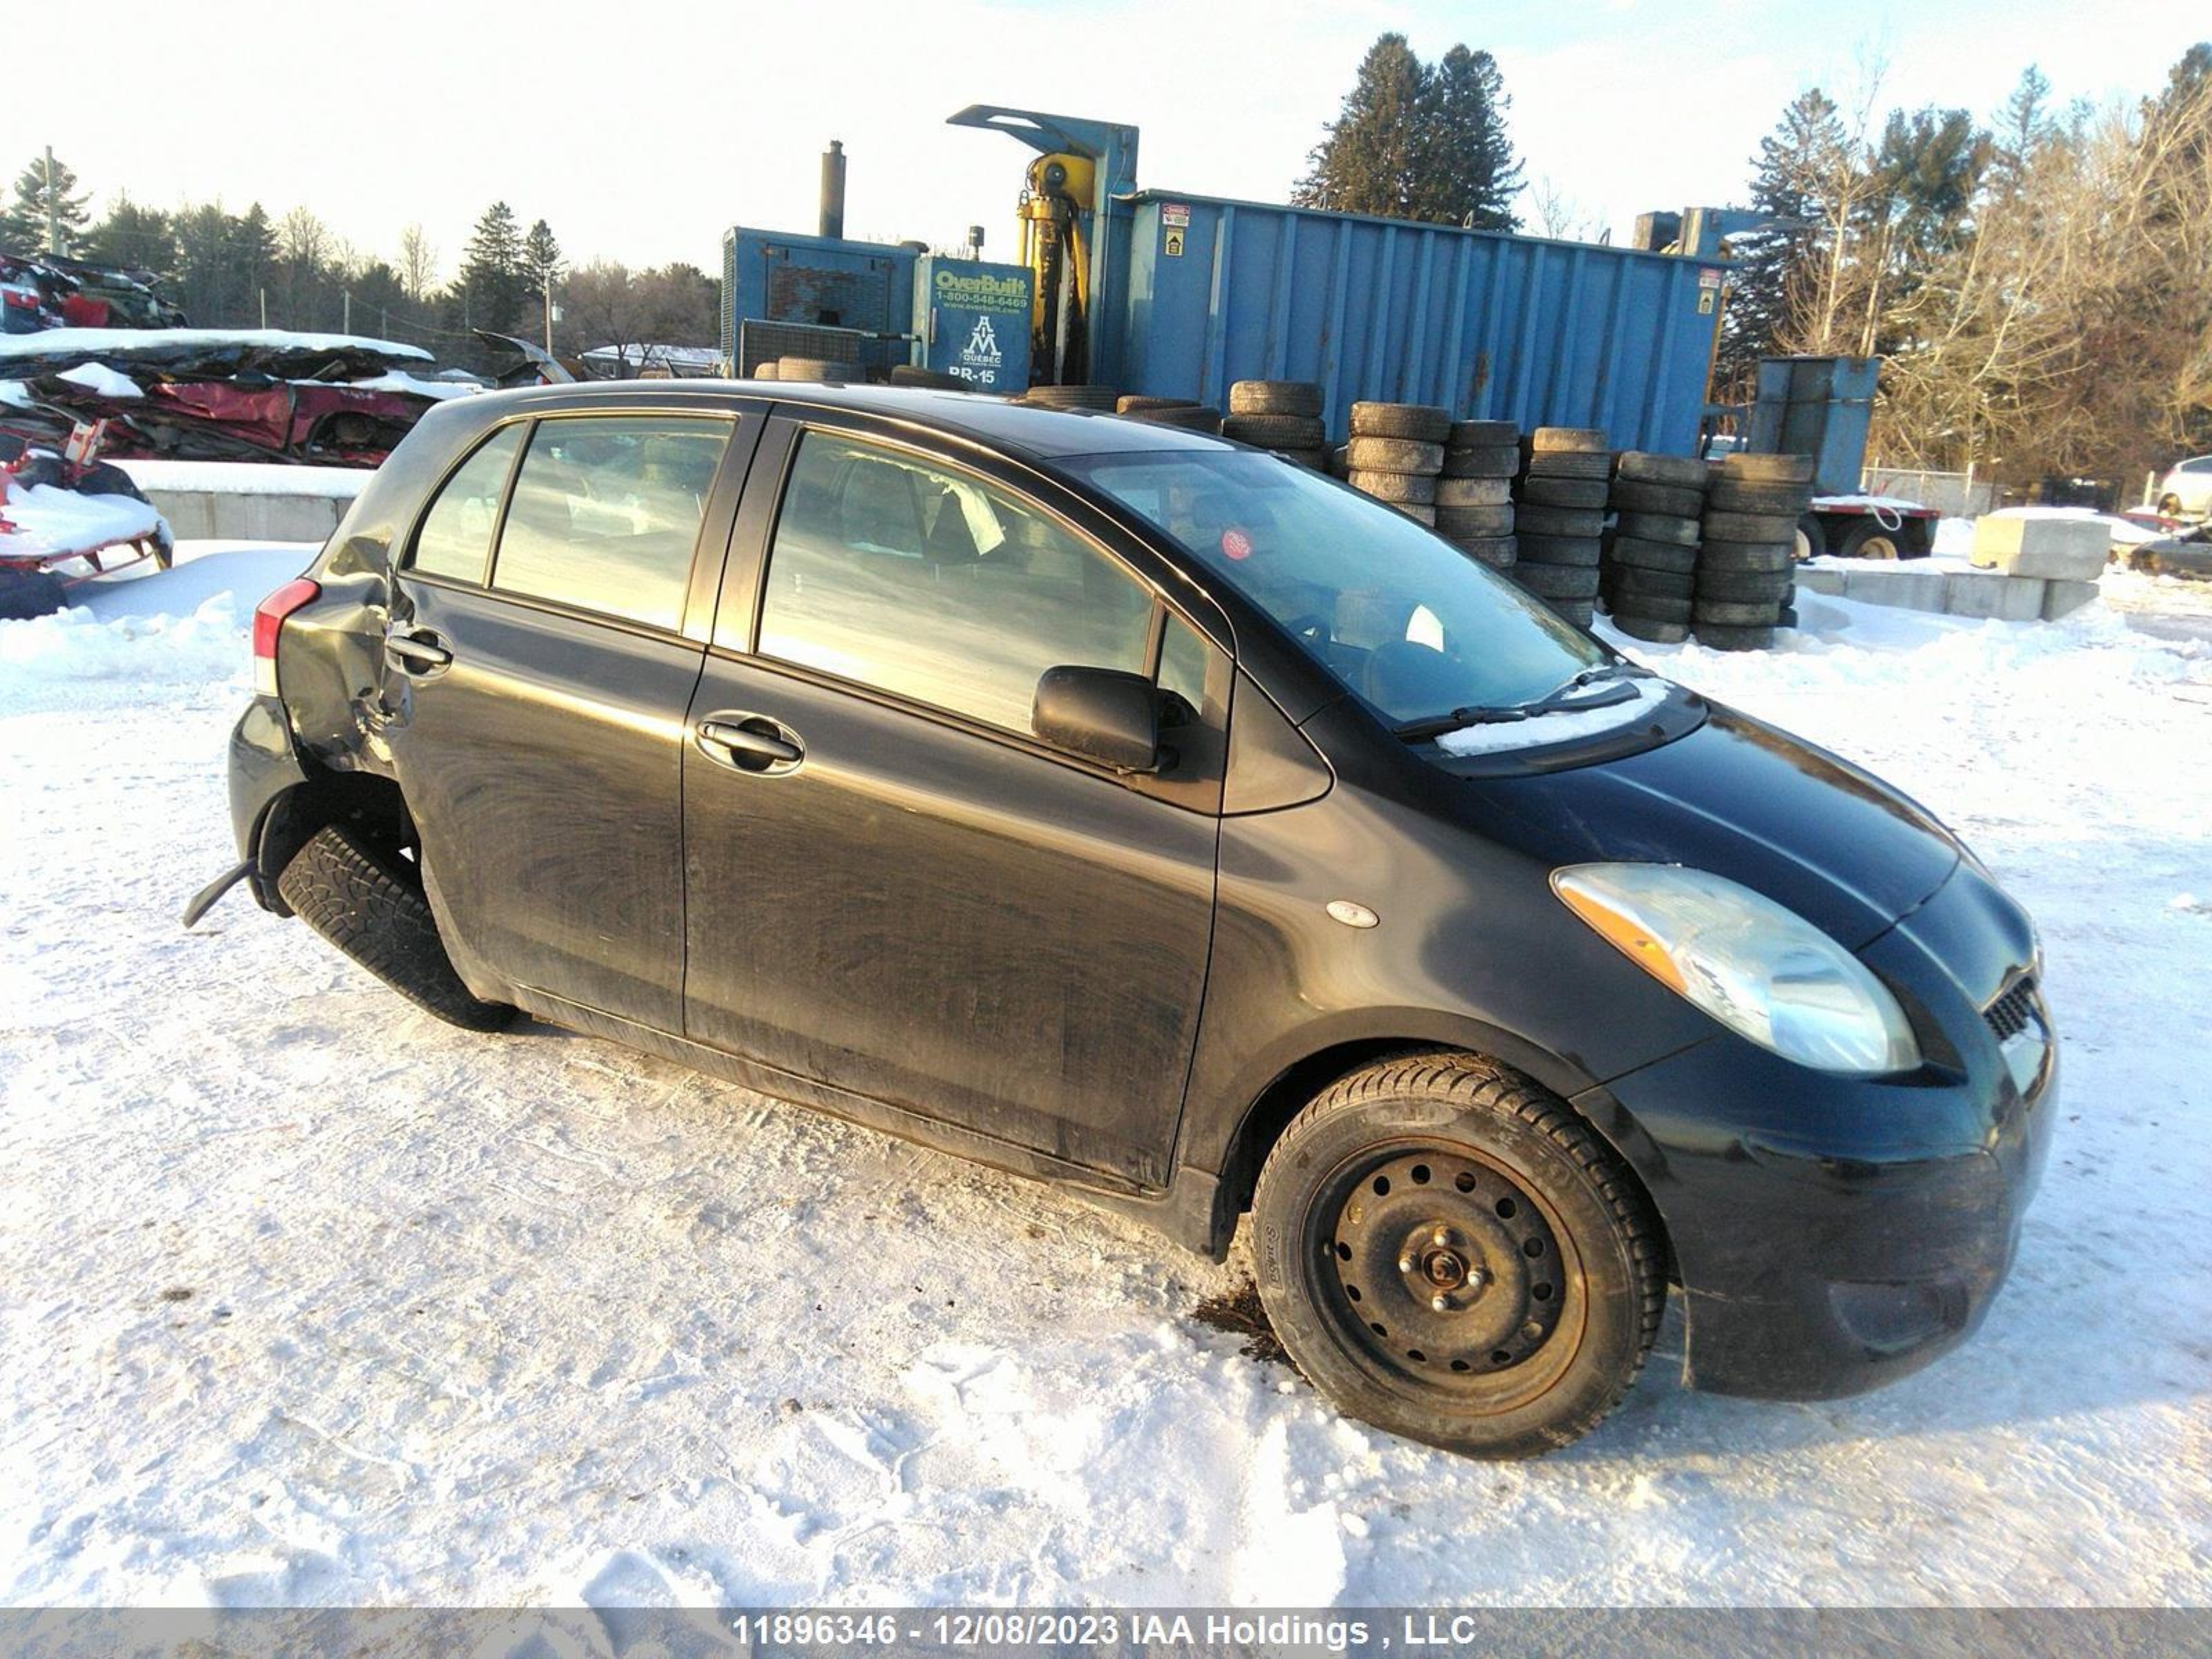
[
  {"left": 259, "top": 288, "right": 268, "bottom": 329},
  {"left": 343, "top": 290, "right": 352, "bottom": 334},
  {"left": 543, "top": 268, "right": 554, "bottom": 355},
  {"left": 44, "top": 147, "right": 61, "bottom": 256}
]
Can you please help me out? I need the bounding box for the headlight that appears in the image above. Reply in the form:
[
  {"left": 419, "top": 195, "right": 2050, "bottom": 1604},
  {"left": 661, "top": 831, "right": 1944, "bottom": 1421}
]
[{"left": 1552, "top": 863, "right": 1921, "bottom": 1075}]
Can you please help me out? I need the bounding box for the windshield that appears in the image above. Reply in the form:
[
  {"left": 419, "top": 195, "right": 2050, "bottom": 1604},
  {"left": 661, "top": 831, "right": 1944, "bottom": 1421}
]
[{"left": 1062, "top": 450, "right": 1607, "bottom": 728}]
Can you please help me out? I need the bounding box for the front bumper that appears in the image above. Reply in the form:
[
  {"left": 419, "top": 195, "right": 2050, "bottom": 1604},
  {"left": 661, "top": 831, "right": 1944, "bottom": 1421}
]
[{"left": 1583, "top": 863, "right": 2056, "bottom": 1400}]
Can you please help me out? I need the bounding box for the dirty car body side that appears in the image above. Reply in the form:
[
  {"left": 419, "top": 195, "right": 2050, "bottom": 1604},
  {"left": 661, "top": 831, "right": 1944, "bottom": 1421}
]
[{"left": 222, "top": 383, "right": 2057, "bottom": 1401}]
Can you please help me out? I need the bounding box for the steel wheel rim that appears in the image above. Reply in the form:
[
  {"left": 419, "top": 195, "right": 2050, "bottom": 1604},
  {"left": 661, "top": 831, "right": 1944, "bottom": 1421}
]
[
  {"left": 1302, "top": 1139, "right": 1587, "bottom": 1413},
  {"left": 1862, "top": 534, "right": 1901, "bottom": 560}
]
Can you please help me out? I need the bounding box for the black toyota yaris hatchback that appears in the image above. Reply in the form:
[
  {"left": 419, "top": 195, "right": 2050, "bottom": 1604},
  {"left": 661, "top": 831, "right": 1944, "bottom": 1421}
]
[{"left": 191, "top": 382, "right": 2055, "bottom": 1457}]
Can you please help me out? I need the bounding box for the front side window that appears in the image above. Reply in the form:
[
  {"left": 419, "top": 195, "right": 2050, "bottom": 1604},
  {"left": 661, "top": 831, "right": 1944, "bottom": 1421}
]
[
  {"left": 757, "top": 432, "right": 1155, "bottom": 733},
  {"left": 409, "top": 423, "right": 524, "bottom": 582},
  {"left": 489, "top": 415, "right": 729, "bottom": 631},
  {"left": 1062, "top": 449, "right": 1605, "bottom": 729}
]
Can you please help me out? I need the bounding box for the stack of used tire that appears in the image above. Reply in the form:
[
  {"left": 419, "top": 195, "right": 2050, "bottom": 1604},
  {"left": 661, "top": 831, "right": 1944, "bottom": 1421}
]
[
  {"left": 1346, "top": 402, "right": 1451, "bottom": 525},
  {"left": 1600, "top": 451, "right": 1711, "bottom": 643},
  {"left": 1112, "top": 394, "right": 1223, "bottom": 433},
  {"left": 777, "top": 355, "right": 866, "bottom": 383},
  {"left": 1021, "top": 384, "right": 1119, "bottom": 412},
  {"left": 1222, "top": 381, "right": 1329, "bottom": 468},
  {"left": 1434, "top": 420, "right": 1519, "bottom": 572},
  {"left": 1694, "top": 453, "right": 1814, "bottom": 650},
  {"left": 1510, "top": 428, "right": 1611, "bottom": 627}
]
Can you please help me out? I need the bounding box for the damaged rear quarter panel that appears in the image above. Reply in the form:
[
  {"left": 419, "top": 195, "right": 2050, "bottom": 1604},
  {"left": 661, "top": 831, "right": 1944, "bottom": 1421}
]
[{"left": 278, "top": 402, "right": 487, "bottom": 769}]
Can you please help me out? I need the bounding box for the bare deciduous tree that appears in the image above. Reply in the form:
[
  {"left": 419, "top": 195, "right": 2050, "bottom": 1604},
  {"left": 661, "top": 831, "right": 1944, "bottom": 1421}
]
[{"left": 398, "top": 223, "right": 437, "bottom": 301}]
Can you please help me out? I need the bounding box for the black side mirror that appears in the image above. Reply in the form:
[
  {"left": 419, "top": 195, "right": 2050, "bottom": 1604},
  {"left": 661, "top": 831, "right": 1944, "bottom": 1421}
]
[{"left": 1032, "top": 666, "right": 1163, "bottom": 772}]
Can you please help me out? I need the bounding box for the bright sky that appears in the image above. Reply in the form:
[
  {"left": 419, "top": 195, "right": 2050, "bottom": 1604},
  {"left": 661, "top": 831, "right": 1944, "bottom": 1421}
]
[{"left": 13, "top": 0, "right": 2206, "bottom": 280}]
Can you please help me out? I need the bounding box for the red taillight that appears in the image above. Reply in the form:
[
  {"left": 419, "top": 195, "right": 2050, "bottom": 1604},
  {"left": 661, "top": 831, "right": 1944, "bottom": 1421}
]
[{"left": 252, "top": 578, "right": 320, "bottom": 695}]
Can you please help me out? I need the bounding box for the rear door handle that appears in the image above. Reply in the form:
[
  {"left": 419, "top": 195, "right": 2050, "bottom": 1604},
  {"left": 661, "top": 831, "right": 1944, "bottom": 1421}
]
[
  {"left": 384, "top": 628, "right": 453, "bottom": 675},
  {"left": 696, "top": 714, "right": 805, "bottom": 776}
]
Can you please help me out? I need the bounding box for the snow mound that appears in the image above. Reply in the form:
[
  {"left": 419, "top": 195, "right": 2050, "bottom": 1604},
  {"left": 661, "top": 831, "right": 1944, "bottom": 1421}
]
[{"left": 0, "top": 543, "right": 313, "bottom": 714}]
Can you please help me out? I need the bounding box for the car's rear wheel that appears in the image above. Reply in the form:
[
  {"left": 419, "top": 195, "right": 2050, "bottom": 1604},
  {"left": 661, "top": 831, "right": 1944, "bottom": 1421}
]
[
  {"left": 277, "top": 824, "right": 516, "bottom": 1031},
  {"left": 1251, "top": 1052, "right": 1664, "bottom": 1458}
]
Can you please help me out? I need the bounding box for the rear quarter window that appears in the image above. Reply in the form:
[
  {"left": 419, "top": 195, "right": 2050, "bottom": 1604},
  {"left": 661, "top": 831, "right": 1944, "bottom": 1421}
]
[{"left": 409, "top": 424, "right": 525, "bottom": 582}]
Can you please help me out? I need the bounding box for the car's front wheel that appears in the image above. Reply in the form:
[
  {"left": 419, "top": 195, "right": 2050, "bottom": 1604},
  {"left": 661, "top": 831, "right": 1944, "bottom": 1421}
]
[{"left": 1251, "top": 1052, "right": 1665, "bottom": 1459}]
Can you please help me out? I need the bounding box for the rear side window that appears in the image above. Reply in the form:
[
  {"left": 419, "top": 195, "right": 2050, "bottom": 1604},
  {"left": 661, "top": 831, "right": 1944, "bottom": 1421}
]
[
  {"left": 489, "top": 416, "right": 729, "bottom": 631},
  {"left": 409, "top": 424, "right": 524, "bottom": 581}
]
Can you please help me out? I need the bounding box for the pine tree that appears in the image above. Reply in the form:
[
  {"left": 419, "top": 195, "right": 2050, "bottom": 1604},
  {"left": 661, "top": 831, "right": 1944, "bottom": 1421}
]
[
  {"left": 1989, "top": 66, "right": 2052, "bottom": 198},
  {"left": 458, "top": 200, "right": 529, "bottom": 335},
  {"left": 80, "top": 191, "right": 177, "bottom": 278},
  {"left": 1719, "top": 88, "right": 1846, "bottom": 386},
  {"left": 1, "top": 152, "right": 91, "bottom": 254},
  {"left": 1296, "top": 36, "right": 1526, "bottom": 229},
  {"left": 233, "top": 205, "right": 280, "bottom": 324},
  {"left": 524, "top": 219, "right": 563, "bottom": 290},
  {"left": 1410, "top": 46, "right": 1522, "bottom": 229},
  {"left": 1293, "top": 34, "right": 1427, "bottom": 217},
  {"left": 172, "top": 204, "right": 241, "bottom": 325}
]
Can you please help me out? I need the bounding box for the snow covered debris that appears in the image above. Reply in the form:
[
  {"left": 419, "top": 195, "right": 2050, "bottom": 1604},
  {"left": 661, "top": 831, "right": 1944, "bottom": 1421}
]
[
  {"left": 339, "top": 370, "right": 480, "bottom": 402},
  {"left": 0, "top": 480, "right": 165, "bottom": 561},
  {"left": 0, "top": 326, "right": 431, "bottom": 364},
  {"left": 0, "top": 558, "right": 2207, "bottom": 1606},
  {"left": 54, "top": 362, "right": 142, "bottom": 400}
]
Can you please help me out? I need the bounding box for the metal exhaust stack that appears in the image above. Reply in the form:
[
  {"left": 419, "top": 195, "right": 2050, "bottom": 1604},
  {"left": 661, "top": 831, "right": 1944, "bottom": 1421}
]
[{"left": 819, "top": 140, "right": 846, "bottom": 241}]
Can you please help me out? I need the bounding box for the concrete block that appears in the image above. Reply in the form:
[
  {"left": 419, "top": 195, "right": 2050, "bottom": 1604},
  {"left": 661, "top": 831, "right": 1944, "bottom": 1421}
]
[
  {"left": 1944, "top": 570, "right": 2047, "bottom": 620},
  {"left": 2043, "top": 578, "right": 2102, "bottom": 620},
  {"left": 144, "top": 490, "right": 215, "bottom": 540},
  {"left": 1969, "top": 514, "right": 2108, "bottom": 579},
  {"left": 1794, "top": 564, "right": 1848, "bottom": 596},
  {"left": 236, "top": 495, "right": 344, "bottom": 542},
  {"left": 1841, "top": 565, "right": 1951, "bottom": 612},
  {"left": 139, "top": 489, "right": 342, "bottom": 544}
]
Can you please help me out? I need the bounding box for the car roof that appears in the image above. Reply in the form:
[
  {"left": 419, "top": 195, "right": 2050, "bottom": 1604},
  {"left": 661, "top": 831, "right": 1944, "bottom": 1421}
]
[{"left": 456, "top": 378, "right": 1240, "bottom": 462}]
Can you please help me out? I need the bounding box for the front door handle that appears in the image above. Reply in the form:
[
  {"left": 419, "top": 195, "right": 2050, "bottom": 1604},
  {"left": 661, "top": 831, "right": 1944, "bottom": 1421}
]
[
  {"left": 384, "top": 628, "right": 453, "bottom": 675},
  {"left": 696, "top": 714, "right": 805, "bottom": 776}
]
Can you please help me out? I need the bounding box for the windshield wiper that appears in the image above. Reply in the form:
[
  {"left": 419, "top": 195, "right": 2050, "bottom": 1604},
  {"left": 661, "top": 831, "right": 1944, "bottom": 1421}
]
[{"left": 1393, "top": 663, "right": 1647, "bottom": 742}]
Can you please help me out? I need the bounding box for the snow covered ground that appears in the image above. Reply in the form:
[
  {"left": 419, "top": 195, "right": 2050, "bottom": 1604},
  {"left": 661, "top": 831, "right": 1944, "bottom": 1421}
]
[{"left": 2, "top": 552, "right": 2209, "bottom": 1608}]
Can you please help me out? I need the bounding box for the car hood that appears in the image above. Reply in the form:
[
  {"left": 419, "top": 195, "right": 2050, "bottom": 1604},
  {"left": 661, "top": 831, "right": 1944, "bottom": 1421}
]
[{"left": 1454, "top": 700, "right": 1962, "bottom": 948}]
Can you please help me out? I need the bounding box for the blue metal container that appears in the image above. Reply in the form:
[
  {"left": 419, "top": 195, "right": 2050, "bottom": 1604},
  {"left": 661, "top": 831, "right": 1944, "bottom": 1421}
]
[
  {"left": 1746, "top": 355, "right": 1878, "bottom": 495},
  {"left": 912, "top": 256, "right": 1033, "bottom": 393},
  {"left": 720, "top": 227, "right": 919, "bottom": 375},
  {"left": 1110, "top": 191, "right": 1724, "bottom": 453}
]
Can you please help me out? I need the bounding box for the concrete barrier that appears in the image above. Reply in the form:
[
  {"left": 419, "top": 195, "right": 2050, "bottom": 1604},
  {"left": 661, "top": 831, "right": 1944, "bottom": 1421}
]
[
  {"left": 1798, "top": 558, "right": 2101, "bottom": 623},
  {"left": 142, "top": 489, "right": 349, "bottom": 544}
]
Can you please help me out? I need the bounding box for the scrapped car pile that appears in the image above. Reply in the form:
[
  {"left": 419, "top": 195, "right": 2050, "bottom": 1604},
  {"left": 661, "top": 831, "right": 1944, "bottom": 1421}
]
[
  {"left": 0, "top": 327, "right": 474, "bottom": 467},
  {"left": 1, "top": 250, "right": 185, "bottom": 333}
]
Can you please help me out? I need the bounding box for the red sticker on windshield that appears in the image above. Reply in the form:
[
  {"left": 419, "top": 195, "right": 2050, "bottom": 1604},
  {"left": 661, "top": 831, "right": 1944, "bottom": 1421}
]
[{"left": 1221, "top": 528, "right": 1253, "bottom": 561}]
